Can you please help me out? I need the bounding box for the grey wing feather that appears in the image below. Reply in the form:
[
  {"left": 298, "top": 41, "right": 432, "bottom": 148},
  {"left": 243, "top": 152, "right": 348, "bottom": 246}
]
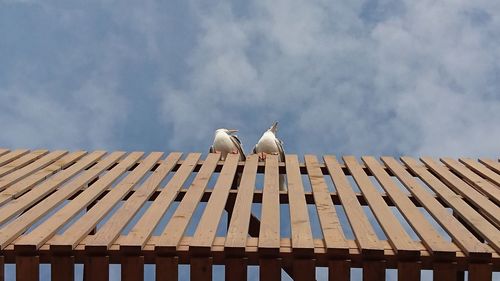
[
  {"left": 275, "top": 138, "right": 285, "bottom": 162},
  {"left": 230, "top": 135, "right": 246, "bottom": 161}
]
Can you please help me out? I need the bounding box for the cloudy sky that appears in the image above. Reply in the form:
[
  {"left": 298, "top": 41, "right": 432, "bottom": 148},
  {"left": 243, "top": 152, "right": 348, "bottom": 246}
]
[
  {"left": 0, "top": 0, "right": 499, "bottom": 280},
  {"left": 1, "top": 0, "right": 499, "bottom": 158}
]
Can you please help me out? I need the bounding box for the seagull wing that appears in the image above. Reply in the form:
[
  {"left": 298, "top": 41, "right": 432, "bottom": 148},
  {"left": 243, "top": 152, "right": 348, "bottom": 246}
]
[
  {"left": 209, "top": 145, "right": 215, "bottom": 153},
  {"left": 275, "top": 138, "right": 285, "bottom": 162},
  {"left": 230, "top": 135, "right": 246, "bottom": 161}
]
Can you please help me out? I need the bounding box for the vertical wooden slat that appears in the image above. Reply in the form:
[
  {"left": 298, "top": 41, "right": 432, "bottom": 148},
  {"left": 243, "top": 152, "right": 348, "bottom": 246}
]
[
  {"left": 304, "top": 155, "right": 349, "bottom": 255},
  {"left": 51, "top": 152, "right": 171, "bottom": 252},
  {"left": 382, "top": 157, "right": 491, "bottom": 258},
  {"left": 0, "top": 151, "right": 86, "bottom": 207},
  {"left": 402, "top": 157, "right": 500, "bottom": 252},
  {"left": 0, "top": 150, "right": 67, "bottom": 192},
  {"left": 156, "top": 153, "right": 220, "bottom": 253},
  {"left": 293, "top": 259, "right": 316, "bottom": 281},
  {"left": 363, "top": 260, "right": 385, "bottom": 281},
  {"left": 121, "top": 255, "right": 144, "bottom": 281},
  {"left": 0, "top": 256, "right": 4, "bottom": 281},
  {"left": 0, "top": 150, "right": 48, "bottom": 178},
  {"left": 16, "top": 255, "right": 39, "bottom": 281},
  {"left": 85, "top": 256, "right": 109, "bottom": 281},
  {"left": 156, "top": 256, "right": 178, "bottom": 281},
  {"left": 258, "top": 155, "right": 280, "bottom": 255},
  {"left": 259, "top": 258, "right": 281, "bottom": 281},
  {"left": 397, "top": 261, "right": 420, "bottom": 281},
  {"left": 433, "top": 262, "right": 457, "bottom": 281},
  {"left": 468, "top": 263, "right": 492, "bottom": 281},
  {"left": 323, "top": 155, "right": 384, "bottom": 257},
  {"left": 191, "top": 257, "right": 212, "bottom": 281},
  {"left": 51, "top": 255, "right": 74, "bottom": 281},
  {"left": 328, "top": 260, "right": 350, "bottom": 281},
  {"left": 225, "top": 258, "right": 247, "bottom": 281}
]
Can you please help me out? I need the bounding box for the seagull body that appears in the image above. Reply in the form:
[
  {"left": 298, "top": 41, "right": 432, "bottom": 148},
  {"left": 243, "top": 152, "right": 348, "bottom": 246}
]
[
  {"left": 253, "top": 122, "right": 286, "bottom": 190},
  {"left": 210, "top": 129, "right": 246, "bottom": 161}
]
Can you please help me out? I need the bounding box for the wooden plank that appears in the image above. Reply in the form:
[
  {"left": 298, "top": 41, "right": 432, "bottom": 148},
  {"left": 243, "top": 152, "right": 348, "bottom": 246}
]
[
  {"left": 258, "top": 155, "right": 281, "bottom": 256},
  {"left": 51, "top": 255, "right": 75, "bottom": 281},
  {"left": 328, "top": 260, "right": 350, "bottom": 281},
  {"left": 191, "top": 257, "right": 212, "bottom": 281},
  {"left": 0, "top": 151, "right": 117, "bottom": 250},
  {"left": 479, "top": 158, "right": 500, "bottom": 174},
  {"left": 468, "top": 263, "right": 492, "bottom": 281},
  {"left": 0, "top": 149, "right": 29, "bottom": 168},
  {"left": 422, "top": 157, "right": 500, "bottom": 226},
  {"left": 453, "top": 158, "right": 500, "bottom": 200},
  {"left": 344, "top": 156, "right": 420, "bottom": 259},
  {"left": 51, "top": 152, "right": 170, "bottom": 251},
  {"left": 190, "top": 153, "right": 239, "bottom": 253},
  {"left": 121, "top": 255, "right": 144, "bottom": 281},
  {"left": 116, "top": 153, "right": 197, "bottom": 253},
  {"left": 225, "top": 258, "right": 247, "bottom": 281},
  {"left": 14, "top": 152, "right": 144, "bottom": 250},
  {"left": 433, "top": 262, "right": 457, "bottom": 281},
  {"left": 156, "top": 153, "right": 220, "bottom": 253},
  {"left": 224, "top": 154, "right": 259, "bottom": 254},
  {"left": 0, "top": 151, "right": 86, "bottom": 206},
  {"left": 323, "top": 155, "right": 384, "bottom": 256},
  {"left": 0, "top": 256, "right": 3, "bottom": 281},
  {"left": 85, "top": 255, "right": 109, "bottom": 281},
  {"left": 363, "top": 156, "right": 456, "bottom": 257},
  {"left": 155, "top": 256, "right": 178, "bottom": 281},
  {"left": 382, "top": 157, "right": 492, "bottom": 258},
  {"left": 293, "top": 259, "right": 315, "bottom": 281},
  {"left": 0, "top": 150, "right": 67, "bottom": 192},
  {"left": 363, "top": 260, "right": 385, "bottom": 281},
  {"left": 0, "top": 151, "right": 105, "bottom": 226},
  {"left": 403, "top": 157, "right": 500, "bottom": 252},
  {"left": 0, "top": 149, "right": 9, "bottom": 158},
  {"left": 305, "top": 155, "right": 349, "bottom": 256},
  {"left": 0, "top": 149, "right": 48, "bottom": 178},
  {"left": 285, "top": 155, "right": 315, "bottom": 257},
  {"left": 461, "top": 158, "right": 500, "bottom": 187},
  {"left": 259, "top": 258, "right": 281, "bottom": 281},
  {"left": 16, "top": 255, "right": 39, "bottom": 281},
  {"left": 397, "top": 261, "right": 420, "bottom": 281}
]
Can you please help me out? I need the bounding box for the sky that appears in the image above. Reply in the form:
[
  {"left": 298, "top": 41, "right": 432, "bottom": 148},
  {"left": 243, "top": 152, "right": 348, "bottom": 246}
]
[{"left": 0, "top": 0, "right": 499, "bottom": 280}]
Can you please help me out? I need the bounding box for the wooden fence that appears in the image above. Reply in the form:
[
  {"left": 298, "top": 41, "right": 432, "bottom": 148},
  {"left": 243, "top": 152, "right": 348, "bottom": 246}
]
[{"left": 0, "top": 148, "right": 498, "bottom": 280}]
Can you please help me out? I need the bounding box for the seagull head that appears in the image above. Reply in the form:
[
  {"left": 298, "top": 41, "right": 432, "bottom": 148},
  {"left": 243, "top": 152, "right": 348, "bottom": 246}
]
[
  {"left": 215, "top": 128, "right": 238, "bottom": 135},
  {"left": 268, "top": 122, "right": 278, "bottom": 134}
]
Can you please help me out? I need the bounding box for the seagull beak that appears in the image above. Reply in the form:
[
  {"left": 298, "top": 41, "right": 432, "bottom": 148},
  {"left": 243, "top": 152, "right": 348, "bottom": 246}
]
[
  {"left": 269, "top": 122, "right": 278, "bottom": 133},
  {"left": 226, "top": 129, "right": 238, "bottom": 134}
]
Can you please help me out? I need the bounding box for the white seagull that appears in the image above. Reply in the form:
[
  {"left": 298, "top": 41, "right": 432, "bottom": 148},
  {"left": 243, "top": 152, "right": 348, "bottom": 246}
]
[
  {"left": 253, "top": 122, "right": 286, "bottom": 191},
  {"left": 209, "top": 129, "right": 246, "bottom": 161}
]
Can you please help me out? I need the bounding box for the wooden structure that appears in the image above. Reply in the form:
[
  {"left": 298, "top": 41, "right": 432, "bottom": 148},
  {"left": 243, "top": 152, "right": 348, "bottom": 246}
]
[{"left": 0, "top": 148, "right": 497, "bottom": 281}]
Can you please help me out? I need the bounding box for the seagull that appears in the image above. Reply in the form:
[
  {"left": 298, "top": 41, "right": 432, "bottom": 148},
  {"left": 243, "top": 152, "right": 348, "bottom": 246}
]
[
  {"left": 253, "top": 122, "right": 286, "bottom": 191},
  {"left": 209, "top": 129, "right": 246, "bottom": 161}
]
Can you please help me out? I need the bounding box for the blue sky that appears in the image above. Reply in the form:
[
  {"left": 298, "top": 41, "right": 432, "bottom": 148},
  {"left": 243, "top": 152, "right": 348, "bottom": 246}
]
[{"left": 0, "top": 0, "right": 499, "bottom": 280}]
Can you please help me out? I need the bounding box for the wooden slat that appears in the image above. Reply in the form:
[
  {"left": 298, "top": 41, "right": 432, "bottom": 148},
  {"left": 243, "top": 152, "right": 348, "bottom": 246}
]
[
  {"left": 259, "top": 258, "right": 281, "bottom": 280},
  {"left": 16, "top": 255, "right": 39, "bottom": 281},
  {"left": 116, "top": 153, "right": 197, "bottom": 252},
  {"left": 14, "top": 152, "right": 144, "bottom": 250},
  {"left": 0, "top": 151, "right": 106, "bottom": 228},
  {"left": 51, "top": 255, "right": 75, "bottom": 281},
  {"left": 224, "top": 154, "right": 259, "bottom": 254},
  {"left": 191, "top": 257, "right": 212, "bottom": 281},
  {"left": 433, "top": 262, "right": 457, "bottom": 281},
  {"left": 453, "top": 158, "right": 500, "bottom": 199},
  {"left": 328, "top": 260, "right": 350, "bottom": 281},
  {"left": 468, "top": 263, "right": 492, "bottom": 281},
  {"left": 382, "top": 157, "right": 491, "bottom": 258},
  {"left": 323, "top": 155, "right": 384, "bottom": 256},
  {"left": 51, "top": 152, "right": 169, "bottom": 251},
  {"left": 121, "top": 255, "right": 144, "bottom": 281},
  {"left": 155, "top": 153, "right": 220, "bottom": 252},
  {"left": 403, "top": 157, "right": 500, "bottom": 252},
  {"left": 422, "top": 157, "right": 500, "bottom": 226},
  {"left": 85, "top": 255, "right": 109, "bottom": 281},
  {"left": 0, "top": 256, "right": 4, "bottom": 281},
  {"left": 286, "top": 155, "right": 314, "bottom": 257},
  {"left": 293, "top": 259, "right": 315, "bottom": 281},
  {"left": 0, "top": 149, "right": 9, "bottom": 158},
  {"left": 461, "top": 158, "right": 500, "bottom": 186},
  {"left": 363, "top": 156, "right": 456, "bottom": 257},
  {"left": 88, "top": 153, "right": 192, "bottom": 252},
  {"left": 0, "top": 149, "right": 48, "bottom": 177},
  {"left": 479, "top": 158, "right": 500, "bottom": 174},
  {"left": 190, "top": 153, "right": 239, "bottom": 253},
  {"left": 344, "top": 156, "right": 420, "bottom": 258},
  {"left": 155, "top": 256, "right": 178, "bottom": 281},
  {"left": 363, "top": 260, "right": 385, "bottom": 281},
  {"left": 0, "top": 149, "right": 29, "bottom": 167},
  {"left": 225, "top": 258, "right": 247, "bottom": 281},
  {"left": 305, "top": 155, "right": 349, "bottom": 256},
  {"left": 0, "top": 150, "right": 67, "bottom": 192},
  {"left": 0, "top": 151, "right": 86, "bottom": 206},
  {"left": 0, "top": 152, "right": 120, "bottom": 250},
  {"left": 397, "top": 261, "right": 420, "bottom": 281},
  {"left": 258, "top": 155, "right": 281, "bottom": 256}
]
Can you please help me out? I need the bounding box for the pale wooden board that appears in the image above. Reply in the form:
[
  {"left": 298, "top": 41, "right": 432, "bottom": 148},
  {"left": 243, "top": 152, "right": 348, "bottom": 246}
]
[
  {"left": 0, "top": 150, "right": 49, "bottom": 177},
  {"left": 0, "top": 149, "right": 29, "bottom": 167}
]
